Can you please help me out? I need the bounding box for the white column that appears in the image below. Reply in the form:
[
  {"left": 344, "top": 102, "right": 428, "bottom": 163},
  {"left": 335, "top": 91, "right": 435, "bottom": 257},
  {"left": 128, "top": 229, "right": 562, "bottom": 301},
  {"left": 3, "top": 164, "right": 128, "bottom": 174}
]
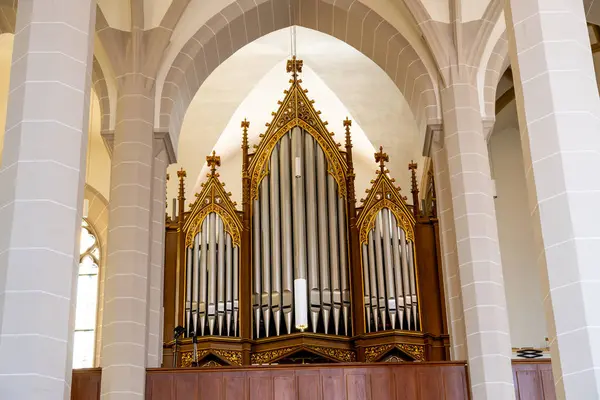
[
  {"left": 100, "top": 79, "right": 155, "bottom": 399},
  {"left": 505, "top": 1, "right": 600, "bottom": 398},
  {"left": 146, "top": 133, "right": 173, "bottom": 368},
  {"left": 0, "top": 0, "right": 96, "bottom": 398},
  {"left": 441, "top": 77, "right": 514, "bottom": 399},
  {"left": 429, "top": 127, "right": 468, "bottom": 361}
]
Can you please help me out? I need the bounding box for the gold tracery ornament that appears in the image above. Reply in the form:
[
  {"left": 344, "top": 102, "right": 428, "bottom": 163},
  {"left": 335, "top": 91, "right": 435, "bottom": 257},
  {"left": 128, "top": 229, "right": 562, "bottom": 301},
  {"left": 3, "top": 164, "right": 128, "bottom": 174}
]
[
  {"left": 246, "top": 58, "right": 348, "bottom": 201},
  {"left": 357, "top": 147, "right": 416, "bottom": 245},
  {"left": 183, "top": 151, "right": 243, "bottom": 247}
]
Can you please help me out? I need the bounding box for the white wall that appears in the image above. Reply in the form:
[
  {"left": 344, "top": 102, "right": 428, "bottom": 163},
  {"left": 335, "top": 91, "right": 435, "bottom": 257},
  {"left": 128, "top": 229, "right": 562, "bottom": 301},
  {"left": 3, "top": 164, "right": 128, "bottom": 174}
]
[{"left": 490, "top": 102, "right": 548, "bottom": 349}]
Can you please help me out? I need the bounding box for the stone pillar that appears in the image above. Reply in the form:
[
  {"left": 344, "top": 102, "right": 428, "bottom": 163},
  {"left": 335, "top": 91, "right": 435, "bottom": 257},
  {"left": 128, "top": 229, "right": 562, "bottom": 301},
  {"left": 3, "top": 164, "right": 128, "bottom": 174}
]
[
  {"left": 505, "top": 1, "right": 600, "bottom": 398},
  {"left": 0, "top": 1, "right": 96, "bottom": 398},
  {"left": 100, "top": 79, "right": 155, "bottom": 399},
  {"left": 441, "top": 76, "right": 514, "bottom": 399},
  {"left": 146, "top": 132, "right": 174, "bottom": 368},
  {"left": 428, "top": 126, "right": 468, "bottom": 361}
]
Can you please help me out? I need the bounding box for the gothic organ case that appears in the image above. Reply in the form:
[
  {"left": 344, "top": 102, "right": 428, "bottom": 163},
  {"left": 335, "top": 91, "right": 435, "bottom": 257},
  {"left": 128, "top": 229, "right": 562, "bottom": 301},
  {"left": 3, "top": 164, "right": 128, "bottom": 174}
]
[{"left": 162, "top": 59, "right": 449, "bottom": 368}]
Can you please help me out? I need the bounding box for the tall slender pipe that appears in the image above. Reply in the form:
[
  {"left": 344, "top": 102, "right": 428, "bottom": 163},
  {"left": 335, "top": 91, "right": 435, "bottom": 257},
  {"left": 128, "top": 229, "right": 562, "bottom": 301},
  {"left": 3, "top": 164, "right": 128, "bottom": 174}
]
[
  {"left": 381, "top": 209, "right": 397, "bottom": 329},
  {"left": 225, "top": 234, "right": 233, "bottom": 336},
  {"left": 316, "top": 147, "right": 331, "bottom": 333},
  {"left": 367, "top": 231, "right": 379, "bottom": 331},
  {"left": 208, "top": 213, "right": 217, "bottom": 335},
  {"left": 199, "top": 218, "right": 208, "bottom": 335},
  {"left": 362, "top": 244, "right": 371, "bottom": 332},
  {"left": 269, "top": 145, "right": 282, "bottom": 336},
  {"left": 217, "top": 218, "right": 226, "bottom": 335},
  {"left": 233, "top": 246, "right": 239, "bottom": 336},
  {"left": 292, "top": 127, "right": 308, "bottom": 331},
  {"left": 327, "top": 175, "right": 341, "bottom": 335},
  {"left": 391, "top": 215, "right": 405, "bottom": 330},
  {"left": 407, "top": 242, "right": 418, "bottom": 329},
  {"left": 338, "top": 196, "right": 350, "bottom": 335},
  {"left": 280, "top": 134, "right": 294, "bottom": 334},
  {"left": 400, "top": 229, "right": 412, "bottom": 330},
  {"left": 260, "top": 179, "right": 272, "bottom": 337},
  {"left": 185, "top": 247, "right": 193, "bottom": 336},
  {"left": 192, "top": 235, "right": 200, "bottom": 334},
  {"left": 374, "top": 212, "right": 386, "bottom": 329},
  {"left": 252, "top": 199, "right": 261, "bottom": 338},
  {"left": 304, "top": 134, "right": 320, "bottom": 332}
]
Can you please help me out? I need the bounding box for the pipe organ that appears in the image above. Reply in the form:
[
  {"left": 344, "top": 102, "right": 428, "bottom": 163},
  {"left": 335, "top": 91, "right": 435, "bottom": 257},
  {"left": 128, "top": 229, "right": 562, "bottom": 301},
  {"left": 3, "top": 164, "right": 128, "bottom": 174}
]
[{"left": 163, "top": 58, "right": 449, "bottom": 368}]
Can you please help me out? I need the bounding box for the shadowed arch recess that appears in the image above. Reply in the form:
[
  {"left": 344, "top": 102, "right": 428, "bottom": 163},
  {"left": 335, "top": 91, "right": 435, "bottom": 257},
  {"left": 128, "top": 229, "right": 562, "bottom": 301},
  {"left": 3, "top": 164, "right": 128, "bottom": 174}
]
[{"left": 159, "top": 0, "right": 439, "bottom": 148}]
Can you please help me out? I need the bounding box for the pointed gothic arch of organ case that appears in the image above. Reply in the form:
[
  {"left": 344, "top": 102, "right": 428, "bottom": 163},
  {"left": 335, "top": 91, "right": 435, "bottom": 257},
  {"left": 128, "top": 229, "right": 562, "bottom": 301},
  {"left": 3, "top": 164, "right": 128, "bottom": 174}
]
[{"left": 163, "top": 59, "right": 449, "bottom": 367}]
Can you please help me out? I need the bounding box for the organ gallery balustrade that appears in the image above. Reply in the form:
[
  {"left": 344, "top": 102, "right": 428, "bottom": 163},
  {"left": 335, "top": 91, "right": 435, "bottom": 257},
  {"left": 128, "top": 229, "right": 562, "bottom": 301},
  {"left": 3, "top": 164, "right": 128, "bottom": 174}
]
[{"left": 161, "top": 58, "right": 449, "bottom": 367}]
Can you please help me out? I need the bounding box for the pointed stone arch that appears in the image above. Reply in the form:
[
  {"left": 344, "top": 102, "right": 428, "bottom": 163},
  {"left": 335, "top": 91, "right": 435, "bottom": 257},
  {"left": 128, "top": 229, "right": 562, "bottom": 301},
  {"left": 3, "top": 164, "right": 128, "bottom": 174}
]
[{"left": 159, "top": 0, "right": 439, "bottom": 151}]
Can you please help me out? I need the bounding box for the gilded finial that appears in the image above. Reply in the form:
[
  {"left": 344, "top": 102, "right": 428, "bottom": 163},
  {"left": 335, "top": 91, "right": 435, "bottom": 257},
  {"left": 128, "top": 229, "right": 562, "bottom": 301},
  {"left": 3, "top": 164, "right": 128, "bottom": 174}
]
[
  {"left": 286, "top": 56, "right": 303, "bottom": 81},
  {"left": 241, "top": 119, "right": 249, "bottom": 149},
  {"left": 409, "top": 160, "right": 420, "bottom": 217},
  {"left": 343, "top": 117, "right": 352, "bottom": 148},
  {"left": 207, "top": 151, "right": 221, "bottom": 174},
  {"left": 177, "top": 168, "right": 187, "bottom": 179},
  {"left": 374, "top": 146, "right": 389, "bottom": 173}
]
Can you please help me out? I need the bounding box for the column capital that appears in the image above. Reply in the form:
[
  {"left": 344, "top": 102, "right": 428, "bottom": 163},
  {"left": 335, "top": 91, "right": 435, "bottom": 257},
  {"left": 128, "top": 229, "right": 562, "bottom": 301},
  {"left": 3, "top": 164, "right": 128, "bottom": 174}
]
[
  {"left": 422, "top": 123, "right": 444, "bottom": 157},
  {"left": 101, "top": 129, "right": 177, "bottom": 164}
]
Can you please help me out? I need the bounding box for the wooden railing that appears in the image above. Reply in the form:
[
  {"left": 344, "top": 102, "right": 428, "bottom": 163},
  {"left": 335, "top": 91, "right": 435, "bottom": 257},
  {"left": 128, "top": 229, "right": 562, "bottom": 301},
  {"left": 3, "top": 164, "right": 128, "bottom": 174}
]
[{"left": 70, "top": 360, "right": 556, "bottom": 399}]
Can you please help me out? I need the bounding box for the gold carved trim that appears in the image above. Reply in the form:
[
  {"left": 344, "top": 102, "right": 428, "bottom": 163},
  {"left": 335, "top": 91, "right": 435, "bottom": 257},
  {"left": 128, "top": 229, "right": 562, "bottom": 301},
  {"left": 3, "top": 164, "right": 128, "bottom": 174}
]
[
  {"left": 306, "top": 345, "right": 356, "bottom": 363},
  {"left": 185, "top": 204, "right": 241, "bottom": 248},
  {"left": 247, "top": 64, "right": 348, "bottom": 202},
  {"left": 359, "top": 200, "right": 415, "bottom": 245},
  {"left": 251, "top": 347, "right": 296, "bottom": 365},
  {"left": 364, "top": 344, "right": 425, "bottom": 362},
  {"left": 180, "top": 349, "right": 242, "bottom": 367}
]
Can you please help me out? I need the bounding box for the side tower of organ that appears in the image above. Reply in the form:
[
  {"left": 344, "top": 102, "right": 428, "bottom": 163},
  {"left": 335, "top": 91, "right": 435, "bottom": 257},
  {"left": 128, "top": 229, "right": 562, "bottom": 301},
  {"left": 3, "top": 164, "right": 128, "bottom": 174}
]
[{"left": 162, "top": 59, "right": 448, "bottom": 367}]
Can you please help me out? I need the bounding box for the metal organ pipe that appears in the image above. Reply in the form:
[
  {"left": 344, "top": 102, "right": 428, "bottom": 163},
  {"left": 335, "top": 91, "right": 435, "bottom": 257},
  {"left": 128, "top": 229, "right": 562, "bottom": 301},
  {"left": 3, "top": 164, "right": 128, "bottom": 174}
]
[
  {"left": 291, "top": 127, "right": 308, "bottom": 331},
  {"left": 279, "top": 134, "right": 294, "bottom": 335},
  {"left": 208, "top": 213, "right": 217, "bottom": 335},
  {"left": 233, "top": 246, "right": 239, "bottom": 336},
  {"left": 269, "top": 145, "right": 282, "bottom": 336},
  {"left": 337, "top": 196, "right": 350, "bottom": 335},
  {"left": 225, "top": 234, "right": 233, "bottom": 336},
  {"left": 217, "top": 218, "right": 225, "bottom": 335},
  {"left": 199, "top": 218, "right": 208, "bottom": 335},
  {"left": 391, "top": 215, "right": 405, "bottom": 330},
  {"left": 407, "top": 242, "right": 418, "bottom": 329},
  {"left": 400, "top": 229, "right": 412, "bottom": 330},
  {"left": 260, "top": 178, "right": 272, "bottom": 337},
  {"left": 367, "top": 231, "right": 379, "bottom": 331},
  {"left": 185, "top": 247, "right": 193, "bottom": 336},
  {"left": 381, "top": 209, "right": 397, "bottom": 329},
  {"left": 192, "top": 234, "right": 200, "bottom": 335},
  {"left": 361, "top": 244, "right": 371, "bottom": 333},
  {"left": 316, "top": 148, "right": 331, "bottom": 333},
  {"left": 304, "top": 134, "right": 320, "bottom": 332},
  {"left": 374, "top": 212, "right": 387, "bottom": 329},
  {"left": 252, "top": 199, "right": 261, "bottom": 339}
]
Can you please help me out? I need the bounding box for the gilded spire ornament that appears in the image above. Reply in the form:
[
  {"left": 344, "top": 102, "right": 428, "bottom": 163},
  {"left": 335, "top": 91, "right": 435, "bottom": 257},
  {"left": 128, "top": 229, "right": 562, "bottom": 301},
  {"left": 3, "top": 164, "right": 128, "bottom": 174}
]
[
  {"left": 374, "top": 146, "right": 389, "bottom": 173},
  {"left": 286, "top": 56, "right": 303, "bottom": 81},
  {"left": 408, "top": 160, "right": 420, "bottom": 217},
  {"left": 206, "top": 151, "right": 221, "bottom": 175}
]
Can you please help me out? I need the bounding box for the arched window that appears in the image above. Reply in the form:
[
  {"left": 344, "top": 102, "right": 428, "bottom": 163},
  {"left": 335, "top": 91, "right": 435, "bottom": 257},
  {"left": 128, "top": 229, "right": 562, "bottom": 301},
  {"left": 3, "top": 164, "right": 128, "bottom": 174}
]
[{"left": 73, "top": 219, "right": 100, "bottom": 368}]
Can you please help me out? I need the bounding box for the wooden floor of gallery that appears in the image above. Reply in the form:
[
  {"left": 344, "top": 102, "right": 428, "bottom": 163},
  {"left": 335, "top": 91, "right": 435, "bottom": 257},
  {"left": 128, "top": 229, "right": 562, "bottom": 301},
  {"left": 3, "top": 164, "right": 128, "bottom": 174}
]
[{"left": 71, "top": 360, "right": 555, "bottom": 399}]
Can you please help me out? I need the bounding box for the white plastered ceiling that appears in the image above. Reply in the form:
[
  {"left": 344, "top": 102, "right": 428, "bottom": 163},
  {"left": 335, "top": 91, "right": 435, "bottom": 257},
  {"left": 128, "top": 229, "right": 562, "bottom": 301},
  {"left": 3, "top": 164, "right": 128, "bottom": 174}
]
[{"left": 166, "top": 27, "right": 422, "bottom": 209}]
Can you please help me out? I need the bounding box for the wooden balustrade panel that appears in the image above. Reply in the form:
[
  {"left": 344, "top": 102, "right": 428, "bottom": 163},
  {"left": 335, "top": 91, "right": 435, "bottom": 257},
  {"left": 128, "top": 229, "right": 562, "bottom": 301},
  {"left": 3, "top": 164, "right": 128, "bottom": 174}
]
[
  {"left": 71, "top": 368, "right": 101, "bottom": 400},
  {"left": 145, "top": 362, "right": 469, "bottom": 400},
  {"left": 512, "top": 360, "right": 556, "bottom": 400}
]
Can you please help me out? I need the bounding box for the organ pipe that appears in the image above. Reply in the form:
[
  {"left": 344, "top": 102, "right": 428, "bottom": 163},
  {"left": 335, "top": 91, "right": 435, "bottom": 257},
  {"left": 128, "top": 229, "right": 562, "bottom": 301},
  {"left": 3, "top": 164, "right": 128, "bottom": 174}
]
[
  {"left": 252, "top": 199, "right": 261, "bottom": 339},
  {"left": 260, "top": 178, "right": 272, "bottom": 337},
  {"left": 185, "top": 247, "right": 193, "bottom": 336},
  {"left": 337, "top": 196, "right": 350, "bottom": 335},
  {"left": 225, "top": 234, "right": 233, "bottom": 336},
  {"left": 208, "top": 213, "right": 217, "bottom": 335},
  {"left": 192, "top": 234, "right": 200, "bottom": 335},
  {"left": 316, "top": 147, "right": 331, "bottom": 334},
  {"left": 280, "top": 134, "right": 294, "bottom": 335},
  {"left": 304, "top": 134, "right": 320, "bottom": 332},
  {"left": 400, "top": 229, "right": 412, "bottom": 330},
  {"left": 381, "top": 209, "right": 397, "bottom": 329},
  {"left": 217, "top": 218, "right": 225, "bottom": 335},
  {"left": 269, "top": 145, "right": 282, "bottom": 336},
  {"left": 408, "top": 242, "right": 418, "bottom": 329},
  {"left": 361, "top": 244, "right": 371, "bottom": 333},
  {"left": 199, "top": 218, "right": 208, "bottom": 335},
  {"left": 391, "top": 215, "right": 405, "bottom": 330},
  {"left": 374, "top": 213, "right": 386, "bottom": 329},
  {"left": 367, "top": 231, "right": 379, "bottom": 331},
  {"left": 233, "top": 246, "right": 239, "bottom": 336}
]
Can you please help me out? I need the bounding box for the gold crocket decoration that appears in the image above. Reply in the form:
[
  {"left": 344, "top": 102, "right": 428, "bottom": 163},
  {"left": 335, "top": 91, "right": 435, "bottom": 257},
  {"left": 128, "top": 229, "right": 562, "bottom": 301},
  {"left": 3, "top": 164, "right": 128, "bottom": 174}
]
[
  {"left": 180, "top": 349, "right": 242, "bottom": 367},
  {"left": 247, "top": 58, "right": 348, "bottom": 201},
  {"left": 364, "top": 344, "right": 425, "bottom": 362},
  {"left": 183, "top": 151, "right": 243, "bottom": 247},
  {"left": 306, "top": 346, "right": 356, "bottom": 363},
  {"left": 250, "top": 347, "right": 296, "bottom": 365},
  {"left": 357, "top": 146, "right": 416, "bottom": 245}
]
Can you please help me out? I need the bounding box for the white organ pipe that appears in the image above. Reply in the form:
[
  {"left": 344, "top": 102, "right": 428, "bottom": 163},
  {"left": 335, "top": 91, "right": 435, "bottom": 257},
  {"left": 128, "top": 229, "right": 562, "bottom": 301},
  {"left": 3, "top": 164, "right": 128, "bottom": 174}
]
[
  {"left": 381, "top": 209, "right": 397, "bottom": 329},
  {"left": 367, "top": 231, "right": 379, "bottom": 331},
  {"left": 280, "top": 134, "right": 294, "bottom": 335},
  {"left": 294, "top": 278, "right": 308, "bottom": 331},
  {"left": 400, "top": 229, "right": 412, "bottom": 330},
  {"left": 391, "top": 214, "right": 405, "bottom": 330},
  {"left": 269, "top": 145, "right": 282, "bottom": 336},
  {"left": 260, "top": 178, "right": 272, "bottom": 337},
  {"left": 292, "top": 127, "right": 308, "bottom": 333},
  {"left": 233, "top": 246, "right": 239, "bottom": 336},
  {"left": 225, "top": 234, "right": 233, "bottom": 336},
  {"left": 316, "top": 147, "right": 331, "bottom": 333},
  {"left": 192, "top": 234, "right": 200, "bottom": 335},
  {"left": 208, "top": 213, "right": 217, "bottom": 335},
  {"left": 337, "top": 196, "right": 350, "bottom": 335},
  {"left": 185, "top": 247, "right": 193, "bottom": 336},
  {"left": 199, "top": 218, "right": 208, "bottom": 335},
  {"left": 374, "top": 212, "right": 386, "bottom": 329},
  {"left": 217, "top": 218, "right": 225, "bottom": 336},
  {"left": 408, "top": 242, "right": 418, "bottom": 329},
  {"left": 361, "top": 245, "right": 371, "bottom": 333},
  {"left": 252, "top": 199, "right": 261, "bottom": 338}
]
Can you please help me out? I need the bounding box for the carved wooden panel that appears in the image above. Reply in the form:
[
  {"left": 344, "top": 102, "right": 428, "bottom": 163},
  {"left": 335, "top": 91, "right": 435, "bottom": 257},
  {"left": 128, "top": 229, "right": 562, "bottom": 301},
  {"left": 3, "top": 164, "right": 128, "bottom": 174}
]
[{"left": 145, "top": 363, "right": 469, "bottom": 400}]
